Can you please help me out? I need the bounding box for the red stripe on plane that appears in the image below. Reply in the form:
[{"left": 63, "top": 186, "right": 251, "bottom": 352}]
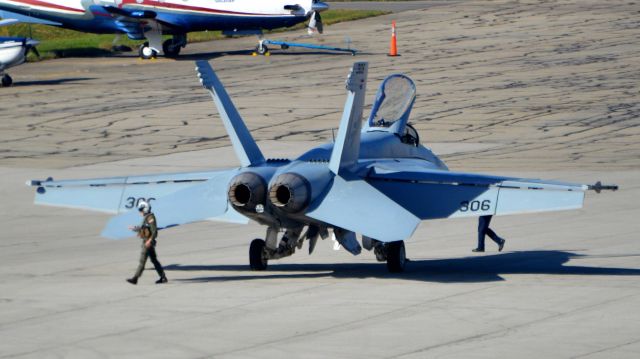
[
  {"left": 10, "top": 0, "right": 85, "bottom": 13},
  {"left": 119, "top": 0, "right": 287, "bottom": 17}
]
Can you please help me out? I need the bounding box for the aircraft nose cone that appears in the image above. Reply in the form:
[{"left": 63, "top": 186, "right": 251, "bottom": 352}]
[{"left": 312, "top": 1, "right": 329, "bottom": 12}]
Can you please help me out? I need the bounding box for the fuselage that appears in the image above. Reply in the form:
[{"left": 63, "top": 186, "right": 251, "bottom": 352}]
[
  {"left": 0, "top": 37, "right": 27, "bottom": 70},
  {"left": 0, "top": 0, "right": 314, "bottom": 34},
  {"left": 229, "top": 128, "right": 449, "bottom": 229},
  {"left": 297, "top": 130, "right": 446, "bottom": 170}
]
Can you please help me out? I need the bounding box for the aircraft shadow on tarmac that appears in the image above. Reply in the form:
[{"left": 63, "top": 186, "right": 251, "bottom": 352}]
[
  {"left": 165, "top": 250, "right": 640, "bottom": 283},
  {"left": 12, "top": 77, "right": 95, "bottom": 87}
]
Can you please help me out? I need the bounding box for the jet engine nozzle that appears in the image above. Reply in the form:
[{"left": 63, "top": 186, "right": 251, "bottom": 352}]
[
  {"left": 228, "top": 172, "right": 267, "bottom": 213},
  {"left": 269, "top": 173, "right": 311, "bottom": 214}
]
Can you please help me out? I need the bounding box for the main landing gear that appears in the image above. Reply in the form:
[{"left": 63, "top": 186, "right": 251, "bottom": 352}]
[
  {"left": 249, "top": 227, "right": 306, "bottom": 271},
  {"left": 384, "top": 241, "right": 407, "bottom": 273},
  {"left": 249, "top": 238, "right": 268, "bottom": 270},
  {"left": 1, "top": 73, "right": 13, "bottom": 87},
  {"left": 138, "top": 33, "right": 187, "bottom": 60},
  {"left": 248, "top": 227, "right": 408, "bottom": 273},
  {"left": 162, "top": 34, "right": 187, "bottom": 58},
  {"left": 365, "top": 237, "right": 407, "bottom": 273}
]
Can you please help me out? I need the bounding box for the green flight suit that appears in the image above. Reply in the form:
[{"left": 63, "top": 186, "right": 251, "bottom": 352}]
[{"left": 132, "top": 212, "right": 165, "bottom": 279}]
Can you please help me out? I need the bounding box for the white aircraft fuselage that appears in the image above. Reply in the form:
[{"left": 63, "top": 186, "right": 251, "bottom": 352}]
[{"left": 0, "top": 0, "right": 326, "bottom": 57}]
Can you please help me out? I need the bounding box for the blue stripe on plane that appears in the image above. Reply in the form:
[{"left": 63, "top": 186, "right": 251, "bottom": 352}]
[{"left": 0, "top": 4, "right": 306, "bottom": 34}]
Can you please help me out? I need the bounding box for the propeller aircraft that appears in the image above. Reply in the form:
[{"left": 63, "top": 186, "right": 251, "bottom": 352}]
[
  {"left": 0, "top": 18, "right": 39, "bottom": 87},
  {"left": 0, "top": 0, "right": 329, "bottom": 59},
  {"left": 28, "top": 61, "right": 618, "bottom": 273}
]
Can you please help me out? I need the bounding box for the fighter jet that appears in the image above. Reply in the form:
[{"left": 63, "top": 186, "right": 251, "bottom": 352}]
[
  {"left": 28, "top": 61, "right": 617, "bottom": 272},
  {"left": 0, "top": 0, "right": 328, "bottom": 59},
  {"left": 0, "top": 18, "right": 39, "bottom": 87}
]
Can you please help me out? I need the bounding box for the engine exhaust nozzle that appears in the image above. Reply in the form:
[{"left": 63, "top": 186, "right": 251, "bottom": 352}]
[
  {"left": 228, "top": 172, "right": 267, "bottom": 212},
  {"left": 268, "top": 173, "right": 310, "bottom": 214}
]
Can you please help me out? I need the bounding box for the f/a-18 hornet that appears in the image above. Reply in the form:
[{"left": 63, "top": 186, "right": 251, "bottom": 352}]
[{"left": 28, "top": 61, "right": 617, "bottom": 272}]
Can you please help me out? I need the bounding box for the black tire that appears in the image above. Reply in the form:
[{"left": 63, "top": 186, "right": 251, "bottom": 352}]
[
  {"left": 249, "top": 238, "right": 268, "bottom": 270},
  {"left": 138, "top": 43, "right": 157, "bottom": 60},
  {"left": 1, "top": 74, "right": 12, "bottom": 87},
  {"left": 386, "top": 241, "right": 406, "bottom": 273},
  {"left": 255, "top": 44, "right": 269, "bottom": 55},
  {"left": 162, "top": 39, "right": 181, "bottom": 58}
]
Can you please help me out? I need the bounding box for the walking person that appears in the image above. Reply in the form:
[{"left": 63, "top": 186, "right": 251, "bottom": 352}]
[
  {"left": 473, "top": 215, "right": 506, "bottom": 252},
  {"left": 127, "top": 201, "right": 168, "bottom": 285}
]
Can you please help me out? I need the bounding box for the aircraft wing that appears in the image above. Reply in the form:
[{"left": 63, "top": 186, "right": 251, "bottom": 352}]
[
  {"left": 29, "top": 169, "right": 248, "bottom": 239},
  {"left": 92, "top": 5, "right": 179, "bottom": 39},
  {"left": 0, "top": 10, "right": 62, "bottom": 26},
  {"left": 366, "top": 165, "right": 589, "bottom": 220}
]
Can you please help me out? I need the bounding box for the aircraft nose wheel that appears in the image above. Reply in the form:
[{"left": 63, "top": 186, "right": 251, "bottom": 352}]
[
  {"left": 138, "top": 42, "right": 157, "bottom": 60},
  {"left": 1, "top": 74, "right": 13, "bottom": 87},
  {"left": 249, "top": 238, "right": 269, "bottom": 270},
  {"left": 386, "top": 241, "right": 406, "bottom": 273},
  {"left": 255, "top": 44, "right": 269, "bottom": 56}
]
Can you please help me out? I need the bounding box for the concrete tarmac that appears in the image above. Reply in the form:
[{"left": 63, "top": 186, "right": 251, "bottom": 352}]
[{"left": 1, "top": 1, "right": 639, "bottom": 358}]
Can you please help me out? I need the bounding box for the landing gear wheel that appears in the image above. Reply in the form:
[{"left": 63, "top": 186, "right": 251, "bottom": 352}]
[
  {"left": 1, "top": 74, "right": 12, "bottom": 87},
  {"left": 162, "top": 39, "right": 181, "bottom": 58},
  {"left": 138, "top": 42, "right": 157, "bottom": 60},
  {"left": 255, "top": 44, "right": 269, "bottom": 55},
  {"left": 249, "top": 238, "right": 268, "bottom": 270},
  {"left": 386, "top": 241, "right": 406, "bottom": 273}
]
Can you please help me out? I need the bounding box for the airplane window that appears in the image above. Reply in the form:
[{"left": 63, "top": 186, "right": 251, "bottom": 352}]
[{"left": 371, "top": 76, "right": 416, "bottom": 127}]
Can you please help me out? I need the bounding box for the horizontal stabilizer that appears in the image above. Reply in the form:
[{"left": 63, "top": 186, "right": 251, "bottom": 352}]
[
  {"left": 306, "top": 176, "right": 420, "bottom": 242},
  {"left": 102, "top": 175, "right": 247, "bottom": 239},
  {"left": 196, "top": 60, "right": 265, "bottom": 167}
]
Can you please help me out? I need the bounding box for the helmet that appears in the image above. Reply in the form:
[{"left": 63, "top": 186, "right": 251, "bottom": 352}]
[{"left": 137, "top": 200, "right": 150, "bottom": 214}]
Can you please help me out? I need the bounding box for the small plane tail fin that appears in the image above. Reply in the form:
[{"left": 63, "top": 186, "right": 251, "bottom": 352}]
[
  {"left": 195, "top": 60, "right": 265, "bottom": 167},
  {"left": 328, "top": 62, "right": 368, "bottom": 175}
]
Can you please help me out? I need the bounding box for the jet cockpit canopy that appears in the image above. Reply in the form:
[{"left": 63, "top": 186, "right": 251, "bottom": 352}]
[{"left": 364, "top": 74, "right": 416, "bottom": 138}]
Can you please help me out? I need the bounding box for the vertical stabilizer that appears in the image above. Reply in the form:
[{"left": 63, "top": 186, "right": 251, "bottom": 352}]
[
  {"left": 195, "top": 60, "right": 265, "bottom": 167},
  {"left": 328, "top": 62, "right": 368, "bottom": 175}
]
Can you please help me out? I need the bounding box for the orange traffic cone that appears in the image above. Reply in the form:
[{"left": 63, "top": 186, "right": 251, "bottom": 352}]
[{"left": 388, "top": 20, "right": 399, "bottom": 56}]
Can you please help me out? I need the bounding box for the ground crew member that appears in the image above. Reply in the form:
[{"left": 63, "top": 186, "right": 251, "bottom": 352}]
[
  {"left": 472, "top": 215, "right": 506, "bottom": 252},
  {"left": 126, "top": 201, "right": 168, "bottom": 285}
]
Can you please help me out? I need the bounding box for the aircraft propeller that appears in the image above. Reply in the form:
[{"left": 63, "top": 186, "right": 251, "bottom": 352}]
[
  {"left": 23, "top": 38, "right": 40, "bottom": 58},
  {"left": 308, "top": 1, "right": 328, "bottom": 35}
]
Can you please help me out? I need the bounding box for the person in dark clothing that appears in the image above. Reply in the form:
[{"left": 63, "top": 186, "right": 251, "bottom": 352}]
[
  {"left": 127, "top": 201, "right": 167, "bottom": 285},
  {"left": 473, "top": 215, "right": 506, "bottom": 252}
]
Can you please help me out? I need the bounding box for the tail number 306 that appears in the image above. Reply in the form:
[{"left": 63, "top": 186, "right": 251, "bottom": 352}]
[{"left": 460, "top": 200, "right": 491, "bottom": 212}]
